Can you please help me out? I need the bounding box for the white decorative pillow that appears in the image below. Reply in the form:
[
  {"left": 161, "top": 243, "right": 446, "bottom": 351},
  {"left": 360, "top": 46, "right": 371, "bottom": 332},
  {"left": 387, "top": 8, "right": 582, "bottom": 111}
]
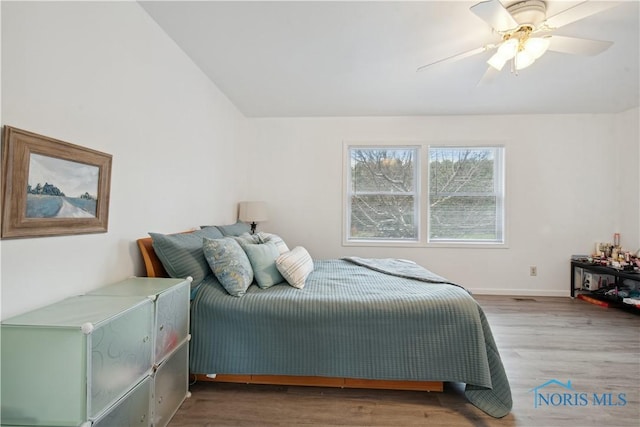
[{"left": 276, "top": 246, "right": 313, "bottom": 289}]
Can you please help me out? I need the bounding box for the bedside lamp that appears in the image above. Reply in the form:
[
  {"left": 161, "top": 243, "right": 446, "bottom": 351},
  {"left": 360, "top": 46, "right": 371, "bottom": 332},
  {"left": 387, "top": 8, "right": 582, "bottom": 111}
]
[{"left": 238, "top": 201, "right": 268, "bottom": 234}]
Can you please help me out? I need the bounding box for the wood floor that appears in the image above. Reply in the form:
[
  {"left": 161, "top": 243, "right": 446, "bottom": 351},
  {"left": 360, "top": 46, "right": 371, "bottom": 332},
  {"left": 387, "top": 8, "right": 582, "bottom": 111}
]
[{"left": 168, "top": 295, "right": 640, "bottom": 427}]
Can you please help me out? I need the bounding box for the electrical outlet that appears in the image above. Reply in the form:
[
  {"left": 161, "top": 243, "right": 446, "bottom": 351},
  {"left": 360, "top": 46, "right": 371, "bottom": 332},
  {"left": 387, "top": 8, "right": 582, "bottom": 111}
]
[{"left": 530, "top": 266, "right": 537, "bottom": 276}]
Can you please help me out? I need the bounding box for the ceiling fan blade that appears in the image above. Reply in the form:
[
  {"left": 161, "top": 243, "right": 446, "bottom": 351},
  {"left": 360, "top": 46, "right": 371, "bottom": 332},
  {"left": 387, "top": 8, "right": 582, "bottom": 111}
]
[
  {"left": 470, "top": 0, "right": 518, "bottom": 32},
  {"left": 544, "top": 1, "right": 621, "bottom": 29},
  {"left": 417, "top": 46, "right": 491, "bottom": 72},
  {"left": 477, "top": 66, "right": 501, "bottom": 86},
  {"left": 547, "top": 35, "right": 613, "bottom": 56}
]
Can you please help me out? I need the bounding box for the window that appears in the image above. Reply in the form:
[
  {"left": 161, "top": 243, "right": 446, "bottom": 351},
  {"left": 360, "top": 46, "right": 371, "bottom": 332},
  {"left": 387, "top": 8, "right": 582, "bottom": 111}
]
[
  {"left": 346, "top": 147, "right": 419, "bottom": 242},
  {"left": 428, "top": 146, "right": 505, "bottom": 244},
  {"left": 344, "top": 144, "right": 505, "bottom": 246}
]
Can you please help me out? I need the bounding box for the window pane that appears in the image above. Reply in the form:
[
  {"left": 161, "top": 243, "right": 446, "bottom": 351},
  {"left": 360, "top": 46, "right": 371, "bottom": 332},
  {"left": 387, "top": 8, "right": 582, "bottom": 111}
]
[
  {"left": 430, "top": 148, "right": 495, "bottom": 194},
  {"left": 428, "top": 147, "right": 504, "bottom": 243},
  {"left": 347, "top": 147, "right": 418, "bottom": 241},
  {"left": 351, "top": 149, "right": 414, "bottom": 193},
  {"left": 351, "top": 195, "right": 417, "bottom": 239},
  {"left": 429, "top": 195, "right": 497, "bottom": 240}
]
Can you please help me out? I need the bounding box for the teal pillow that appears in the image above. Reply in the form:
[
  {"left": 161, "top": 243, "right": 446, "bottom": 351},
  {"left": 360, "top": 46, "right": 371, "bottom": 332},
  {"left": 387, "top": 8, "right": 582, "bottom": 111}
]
[
  {"left": 233, "top": 232, "right": 261, "bottom": 245},
  {"left": 203, "top": 237, "right": 253, "bottom": 297},
  {"left": 213, "top": 221, "right": 251, "bottom": 237},
  {"left": 256, "top": 232, "right": 290, "bottom": 255},
  {"left": 149, "top": 227, "right": 224, "bottom": 286},
  {"left": 241, "top": 241, "right": 284, "bottom": 289}
]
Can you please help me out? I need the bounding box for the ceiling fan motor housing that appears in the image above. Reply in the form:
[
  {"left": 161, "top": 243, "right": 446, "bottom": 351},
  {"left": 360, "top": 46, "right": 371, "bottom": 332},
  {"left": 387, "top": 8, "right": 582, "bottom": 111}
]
[{"left": 507, "top": 0, "right": 546, "bottom": 28}]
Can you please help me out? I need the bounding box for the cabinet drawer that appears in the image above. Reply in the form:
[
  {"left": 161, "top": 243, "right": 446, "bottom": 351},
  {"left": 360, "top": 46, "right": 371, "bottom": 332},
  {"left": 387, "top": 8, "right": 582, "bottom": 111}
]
[
  {"left": 92, "top": 376, "right": 152, "bottom": 427},
  {"left": 87, "top": 278, "right": 190, "bottom": 364},
  {"left": 152, "top": 341, "right": 190, "bottom": 427},
  {"left": 90, "top": 299, "right": 154, "bottom": 419},
  {"left": 154, "top": 282, "right": 190, "bottom": 363}
]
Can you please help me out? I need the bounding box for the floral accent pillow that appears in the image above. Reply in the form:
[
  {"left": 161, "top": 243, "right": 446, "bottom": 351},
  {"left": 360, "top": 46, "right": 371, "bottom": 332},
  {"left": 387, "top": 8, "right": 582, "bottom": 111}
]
[{"left": 203, "top": 237, "right": 253, "bottom": 297}]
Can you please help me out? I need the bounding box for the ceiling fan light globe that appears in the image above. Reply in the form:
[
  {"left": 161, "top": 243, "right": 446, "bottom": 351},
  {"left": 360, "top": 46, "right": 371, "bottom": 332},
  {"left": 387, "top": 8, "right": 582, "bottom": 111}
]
[
  {"left": 487, "top": 52, "right": 509, "bottom": 71},
  {"left": 515, "top": 51, "right": 536, "bottom": 70},
  {"left": 525, "top": 37, "right": 551, "bottom": 59},
  {"left": 497, "top": 38, "right": 518, "bottom": 59}
]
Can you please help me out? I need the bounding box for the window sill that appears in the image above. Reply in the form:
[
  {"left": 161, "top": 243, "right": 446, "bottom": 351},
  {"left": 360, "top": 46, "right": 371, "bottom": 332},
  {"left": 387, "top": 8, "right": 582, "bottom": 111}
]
[
  {"left": 343, "top": 240, "right": 509, "bottom": 249},
  {"left": 426, "top": 241, "right": 508, "bottom": 249}
]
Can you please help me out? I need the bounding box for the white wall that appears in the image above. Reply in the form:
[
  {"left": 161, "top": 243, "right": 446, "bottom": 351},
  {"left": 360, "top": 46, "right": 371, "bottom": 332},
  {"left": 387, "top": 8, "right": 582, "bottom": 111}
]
[
  {"left": 0, "top": 1, "right": 248, "bottom": 319},
  {"left": 614, "top": 107, "right": 640, "bottom": 249},
  {"left": 1, "top": 3, "right": 638, "bottom": 320},
  {"left": 245, "top": 112, "right": 640, "bottom": 296}
]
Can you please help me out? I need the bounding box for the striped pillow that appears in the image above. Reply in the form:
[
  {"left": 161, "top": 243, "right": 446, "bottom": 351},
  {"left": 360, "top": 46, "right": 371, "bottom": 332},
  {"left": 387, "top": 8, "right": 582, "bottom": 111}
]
[
  {"left": 149, "top": 227, "right": 224, "bottom": 286},
  {"left": 275, "top": 246, "right": 313, "bottom": 289}
]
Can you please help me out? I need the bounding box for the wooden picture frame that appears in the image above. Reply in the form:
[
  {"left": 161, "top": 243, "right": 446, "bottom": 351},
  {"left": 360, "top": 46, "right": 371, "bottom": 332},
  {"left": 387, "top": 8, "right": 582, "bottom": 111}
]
[{"left": 1, "top": 126, "right": 112, "bottom": 239}]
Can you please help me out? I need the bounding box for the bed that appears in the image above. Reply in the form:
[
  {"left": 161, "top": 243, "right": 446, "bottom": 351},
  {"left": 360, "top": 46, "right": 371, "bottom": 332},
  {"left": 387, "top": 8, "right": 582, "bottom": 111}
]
[{"left": 137, "top": 228, "right": 512, "bottom": 418}]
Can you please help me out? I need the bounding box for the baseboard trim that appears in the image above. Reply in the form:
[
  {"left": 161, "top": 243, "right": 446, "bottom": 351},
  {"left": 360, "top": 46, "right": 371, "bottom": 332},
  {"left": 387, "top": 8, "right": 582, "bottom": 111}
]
[{"left": 469, "top": 288, "right": 569, "bottom": 297}]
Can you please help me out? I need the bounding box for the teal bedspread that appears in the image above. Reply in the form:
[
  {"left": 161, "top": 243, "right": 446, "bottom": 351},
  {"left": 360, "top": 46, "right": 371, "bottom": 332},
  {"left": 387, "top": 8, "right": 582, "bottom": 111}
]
[{"left": 190, "top": 259, "right": 512, "bottom": 418}]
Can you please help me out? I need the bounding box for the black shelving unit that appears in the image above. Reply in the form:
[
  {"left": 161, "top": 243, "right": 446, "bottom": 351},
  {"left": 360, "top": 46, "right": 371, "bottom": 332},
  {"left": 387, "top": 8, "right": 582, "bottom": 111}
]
[{"left": 570, "top": 260, "right": 640, "bottom": 311}]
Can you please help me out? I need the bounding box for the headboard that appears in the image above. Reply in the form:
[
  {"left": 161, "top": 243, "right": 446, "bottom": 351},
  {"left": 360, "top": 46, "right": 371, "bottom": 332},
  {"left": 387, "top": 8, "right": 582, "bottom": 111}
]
[
  {"left": 137, "top": 237, "right": 169, "bottom": 278},
  {"left": 137, "top": 230, "right": 200, "bottom": 278}
]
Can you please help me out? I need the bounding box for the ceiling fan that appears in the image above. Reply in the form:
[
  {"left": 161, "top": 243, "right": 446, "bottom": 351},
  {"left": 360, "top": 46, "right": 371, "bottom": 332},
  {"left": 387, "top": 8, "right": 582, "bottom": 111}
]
[{"left": 417, "top": 0, "right": 620, "bottom": 79}]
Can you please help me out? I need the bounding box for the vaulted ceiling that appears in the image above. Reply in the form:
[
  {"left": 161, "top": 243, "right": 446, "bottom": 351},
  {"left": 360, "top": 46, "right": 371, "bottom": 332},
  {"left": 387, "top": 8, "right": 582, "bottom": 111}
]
[{"left": 140, "top": 1, "right": 640, "bottom": 117}]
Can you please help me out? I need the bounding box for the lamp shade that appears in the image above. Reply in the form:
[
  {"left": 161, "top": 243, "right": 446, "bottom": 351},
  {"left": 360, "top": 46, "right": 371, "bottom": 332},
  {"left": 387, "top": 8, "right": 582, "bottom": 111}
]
[{"left": 238, "top": 201, "right": 268, "bottom": 223}]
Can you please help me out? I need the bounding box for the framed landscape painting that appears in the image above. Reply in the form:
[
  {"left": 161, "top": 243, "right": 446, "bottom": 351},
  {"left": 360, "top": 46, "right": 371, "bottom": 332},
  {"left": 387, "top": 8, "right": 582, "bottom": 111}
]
[{"left": 1, "top": 126, "right": 112, "bottom": 238}]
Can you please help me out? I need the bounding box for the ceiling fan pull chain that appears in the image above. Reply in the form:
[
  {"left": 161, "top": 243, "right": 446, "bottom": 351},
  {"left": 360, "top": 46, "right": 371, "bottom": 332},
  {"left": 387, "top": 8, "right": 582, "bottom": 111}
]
[{"left": 511, "top": 58, "right": 520, "bottom": 77}]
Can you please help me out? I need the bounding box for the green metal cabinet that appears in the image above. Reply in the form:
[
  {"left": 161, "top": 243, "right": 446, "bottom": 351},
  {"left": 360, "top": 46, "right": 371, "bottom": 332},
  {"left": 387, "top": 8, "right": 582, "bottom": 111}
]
[
  {"left": 1, "top": 277, "right": 191, "bottom": 427},
  {"left": 1, "top": 295, "right": 154, "bottom": 426}
]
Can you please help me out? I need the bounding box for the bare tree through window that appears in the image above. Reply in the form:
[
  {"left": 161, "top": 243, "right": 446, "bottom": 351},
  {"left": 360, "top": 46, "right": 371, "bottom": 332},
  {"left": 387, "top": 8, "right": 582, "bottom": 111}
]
[
  {"left": 429, "top": 147, "right": 504, "bottom": 242},
  {"left": 348, "top": 148, "right": 418, "bottom": 240},
  {"left": 346, "top": 145, "right": 504, "bottom": 244}
]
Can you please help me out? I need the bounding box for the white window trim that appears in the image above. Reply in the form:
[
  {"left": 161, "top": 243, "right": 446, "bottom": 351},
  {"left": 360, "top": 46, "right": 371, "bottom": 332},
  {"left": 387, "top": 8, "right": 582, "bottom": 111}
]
[{"left": 342, "top": 141, "right": 508, "bottom": 248}]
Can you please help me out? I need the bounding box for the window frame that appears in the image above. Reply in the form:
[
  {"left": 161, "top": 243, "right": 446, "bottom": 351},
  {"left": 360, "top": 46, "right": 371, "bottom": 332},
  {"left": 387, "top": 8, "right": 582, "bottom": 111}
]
[{"left": 342, "top": 142, "right": 507, "bottom": 248}]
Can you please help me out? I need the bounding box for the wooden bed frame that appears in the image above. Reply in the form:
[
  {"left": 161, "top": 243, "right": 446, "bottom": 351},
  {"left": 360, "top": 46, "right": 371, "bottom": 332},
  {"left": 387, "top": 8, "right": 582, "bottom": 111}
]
[{"left": 137, "top": 235, "right": 443, "bottom": 392}]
